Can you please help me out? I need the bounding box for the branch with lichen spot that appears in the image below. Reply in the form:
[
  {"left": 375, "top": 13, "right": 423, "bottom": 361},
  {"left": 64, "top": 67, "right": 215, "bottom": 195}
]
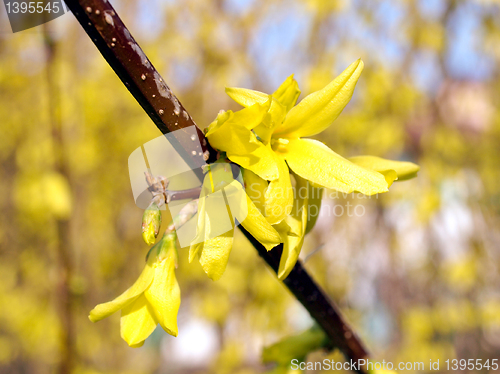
[{"left": 62, "top": 0, "right": 369, "bottom": 371}]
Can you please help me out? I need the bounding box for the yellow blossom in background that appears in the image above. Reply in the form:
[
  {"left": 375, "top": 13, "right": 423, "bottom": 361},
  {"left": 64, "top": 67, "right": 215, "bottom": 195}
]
[
  {"left": 89, "top": 233, "right": 180, "bottom": 347},
  {"left": 369, "top": 370, "right": 399, "bottom": 374}
]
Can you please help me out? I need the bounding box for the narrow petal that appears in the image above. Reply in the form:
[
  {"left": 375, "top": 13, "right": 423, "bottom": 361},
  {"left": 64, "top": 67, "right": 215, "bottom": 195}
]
[
  {"left": 207, "top": 123, "right": 278, "bottom": 181},
  {"left": 272, "top": 74, "right": 301, "bottom": 113},
  {"left": 272, "top": 220, "right": 292, "bottom": 242},
  {"left": 189, "top": 190, "right": 207, "bottom": 262},
  {"left": 264, "top": 153, "right": 293, "bottom": 225},
  {"left": 222, "top": 179, "right": 281, "bottom": 251},
  {"left": 278, "top": 175, "right": 309, "bottom": 280},
  {"left": 191, "top": 190, "right": 233, "bottom": 245},
  {"left": 276, "top": 138, "right": 389, "bottom": 196},
  {"left": 279, "top": 235, "right": 304, "bottom": 280},
  {"left": 274, "top": 59, "right": 364, "bottom": 138},
  {"left": 206, "top": 99, "right": 271, "bottom": 136},
  {"left": 226, "top": 77, "right": 300, "bottom": 114},
  {"left": 199, "top": 229, "right": 234, "bottom": 281},
  {"left": 225, "top": 87, "right": 269, "bottom": 108},
  {"left": 144, "top": 256, "right": 181, "bottom": 336},
  {"left": 120, "top": 294, "right": 158, "bottom": 347},
  {"left": 225, "top": 87, "right": 287, "bottom": 145},
  {"left": 89, "top": 256, "right": 156, "bottom": 322},
  {"left": 190, "top": 164, "right": 235, "bottom": 258},
  {"left": 191, "top": 184, "right": 237, "bottom": 280},
  {"left": 239, "top": 194, "right": 281, "bottom": 251},
  {"left": 189, "top": 241, "right": 204, "bottom": 263},
  {"left": 348, "top": 155, "right": 420, "bottom": 184},
  {"left": 243, "top": 169, "right": 268, "bottom": 214}
]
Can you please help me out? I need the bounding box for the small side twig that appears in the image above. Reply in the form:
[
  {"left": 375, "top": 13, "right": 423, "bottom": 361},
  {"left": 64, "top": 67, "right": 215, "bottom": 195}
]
[{"left": 144, "top": 170, "right": 202, "bottom": 204}]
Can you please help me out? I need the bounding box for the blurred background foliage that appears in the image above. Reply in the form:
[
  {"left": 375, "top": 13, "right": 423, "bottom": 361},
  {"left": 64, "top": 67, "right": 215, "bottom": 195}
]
[{"left": 1, "top": 0, "right": 500, "bottom": 373}]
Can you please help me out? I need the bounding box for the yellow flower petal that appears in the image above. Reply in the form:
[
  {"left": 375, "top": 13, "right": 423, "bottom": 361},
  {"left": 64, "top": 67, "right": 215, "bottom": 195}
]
[
  {"left": 218, "top": 179, "right": 280, "bottom": 251},
  {"left": 144, "top": 255, "right": 181, "bottom": 337},
  {"left": 279, "top": 235, "right": 304, "bottom": 281},
  {"left": 274, "top": 59, "right": 364, "bottom": 138},
  {"left": 206, "top": 99, "right": 271, "bottom": 136},
  {"left": 272, "top": 74, "right": 301, "bottom": 113},
  {"left": 272, "top": 220, "right": 292, "bottom": 242},
  {"left": 276, "top": 138, "right": 388, "bottom": 196},
  {"left": 348, "top": 155, "right": 420, "bottom": 185},
  {"left": 190, "top": 189, "right": 233, "bottom": 246},
  {"left": 264, "top": 153, "right": 293, "bottom": 225},
  {"left": 207, "top": 122, "right": 278, "bottom": 181},
  {"left": 376, "top": 169, "right": 398, "bottom": 187},
  {"left": 189, "top": 241, "right": 204, "bottom": 263},
  {"left": 191, "top": 182, "right": 237, "bottom": 280},
  {"left": 225, "top": 87, "right": 269, "bottom": 108},
  {"left": 89, "top": 255, "right": 156, "bottom": 322},
  {"left": 253, "top": 99, "right": 286, "bottom": 145},
  {"left": 199, "top": 228, "right": 234, "bottom": 281},
  {"left": 226, "top": 76, "right": 300, "bottom": 115},
  {"left": 129, "top": 341, "right": 145, "bottom": 348},
  {"left": 225, "top": 87, "right": 287, "bottom": 145},
  {"left": 202, "top": 162, "right": 236, "bottom": 194},
  {"left": 189, "top": 193, "right": 207, "bottom": 262},
  {"left": 278, "top": 175, "right": 309, "bottom": 280},
  {"left": 120, "top": 294, "right": 158, "bottom": 347},
  {"left": 243, "top": 169, "right": 268, "bottom": 214},
  {"left": 239, "top": 194, "right": 281, "bottom": 251}
]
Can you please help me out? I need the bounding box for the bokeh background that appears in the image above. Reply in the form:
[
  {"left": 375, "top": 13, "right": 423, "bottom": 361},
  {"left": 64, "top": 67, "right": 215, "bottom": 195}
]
[{"left": 1, "top": 0, "right": 500, "bottom": 373}]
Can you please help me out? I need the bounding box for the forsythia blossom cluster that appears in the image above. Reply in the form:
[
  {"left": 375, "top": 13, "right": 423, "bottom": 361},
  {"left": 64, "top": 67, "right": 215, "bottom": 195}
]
[
  {"left": 89, "top": 59, "right": 419, "bottom": 347},
  {"left": 204, "top": 59, "right": 419, "bottom": 279}
]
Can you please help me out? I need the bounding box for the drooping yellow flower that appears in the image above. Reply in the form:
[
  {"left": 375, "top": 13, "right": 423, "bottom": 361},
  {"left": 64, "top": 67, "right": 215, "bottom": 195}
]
[
  {"left": 89, "top": 233, "right": 180, "bottom": 347},
  {"left": 206, "top": 59, "right": 420, "bottom": 279},
  {"left": 189, "top": 162, "right": 281, "bottom": 280}
]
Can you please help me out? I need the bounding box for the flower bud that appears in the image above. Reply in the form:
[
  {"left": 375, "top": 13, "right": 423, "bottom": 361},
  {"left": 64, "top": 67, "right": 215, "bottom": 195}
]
[{"left": 142, "top": 202, "right": 162, "bottom": 245}]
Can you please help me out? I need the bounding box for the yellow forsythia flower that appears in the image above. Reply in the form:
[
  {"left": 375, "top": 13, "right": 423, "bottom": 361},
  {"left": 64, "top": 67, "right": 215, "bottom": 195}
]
[
  {"left": 89, "top": 233, "right": 180, "bottom": 347},
  {"left": 206, "top": 59, "right": 420, "bottom": 279},
  {"left": 189, "top": 162, "right": 281, "bottom": 280}
]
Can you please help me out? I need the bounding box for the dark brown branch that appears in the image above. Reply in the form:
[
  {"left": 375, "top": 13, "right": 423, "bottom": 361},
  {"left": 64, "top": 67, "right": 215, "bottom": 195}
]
[
  {"left": 62, "top": 0, "right": 216, "bottom": 169},
  {"left": 63, "top": 0, "right": 369, "bottom": 371},
  {"left": 240, "top": 227, "right": 368, "bottom": 371}
]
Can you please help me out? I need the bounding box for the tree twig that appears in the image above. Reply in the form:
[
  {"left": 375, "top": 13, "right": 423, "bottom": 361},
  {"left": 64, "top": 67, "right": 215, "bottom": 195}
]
[{"left": 62, "top": 0, "right": 369, "bottom": 371}]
